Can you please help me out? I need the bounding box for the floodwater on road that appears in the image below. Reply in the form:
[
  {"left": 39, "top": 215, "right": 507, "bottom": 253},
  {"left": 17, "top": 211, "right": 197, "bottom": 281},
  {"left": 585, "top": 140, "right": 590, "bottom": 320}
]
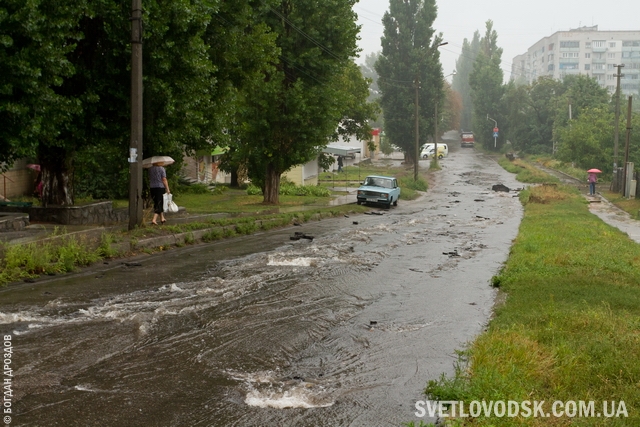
[{"left": 1, "top": 142, "right": 524, "bottom": 426}]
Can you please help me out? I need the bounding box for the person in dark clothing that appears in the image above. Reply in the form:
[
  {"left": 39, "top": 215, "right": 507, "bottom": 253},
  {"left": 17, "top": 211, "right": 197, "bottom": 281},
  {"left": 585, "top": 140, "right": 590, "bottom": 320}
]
[
  {"left": 148, "top": 162, "right": 171, "bottom": 225},
  {"left": 337, "top": 155, "right": 344, "bottom": 173}
]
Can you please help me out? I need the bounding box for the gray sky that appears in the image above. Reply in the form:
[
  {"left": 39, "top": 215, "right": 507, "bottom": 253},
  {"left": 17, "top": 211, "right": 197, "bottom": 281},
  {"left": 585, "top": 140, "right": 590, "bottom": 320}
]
[{"left": 355, "top": 0, "right": 639, "bottom": 80}]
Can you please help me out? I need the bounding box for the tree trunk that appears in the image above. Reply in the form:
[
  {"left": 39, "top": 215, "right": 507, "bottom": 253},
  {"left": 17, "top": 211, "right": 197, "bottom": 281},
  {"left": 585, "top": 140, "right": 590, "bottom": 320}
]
[
  {"left": 263, "top": 163, "right": 281, "bottom": 205},
  {"left": 39, "top": 145, "right": 74, "bottom": 206}
]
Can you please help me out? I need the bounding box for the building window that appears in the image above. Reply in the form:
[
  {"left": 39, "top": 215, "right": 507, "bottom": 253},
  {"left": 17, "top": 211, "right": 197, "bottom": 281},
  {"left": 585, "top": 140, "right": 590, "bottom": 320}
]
[
  {"left": 585, "top": 42, "right": 591, "bottom": 49},
  {"left": 584, "top": 64, "right": 591, "bottom": 70},
  {"left": 609, "top": 42, "right": 616, "bottom": 48},
  {"left": 560, "top": 41, "right": 580, "bottom": 48},
  {"left": 607, "top": 64, "right": 615, "bottom": 70},
  {"left": 593, "top": 41, "right": 605, "bottom": 48},
  {"left": 548, "top": 43, "right": 554, "bottom": 50},
  {"left": 607, "top": 85, "right": 615, "bottom": 91},
  {"left": 608, "top": 53, "right": 616, "bottom": 59},
  {"left": 607, "top": 74, "right": 614, "bottom": 80},
  {"left": 622, "top": 41, "right": 640, "bottom": 47},
  {"left": 585, "top": 53, "right": 591, "bottom": 58},
  {"left": 561, "top": 52, "right": 579, "bottom": 58},
  {"left": 593, "top": 64, "right": 605, "bottom": 70}
]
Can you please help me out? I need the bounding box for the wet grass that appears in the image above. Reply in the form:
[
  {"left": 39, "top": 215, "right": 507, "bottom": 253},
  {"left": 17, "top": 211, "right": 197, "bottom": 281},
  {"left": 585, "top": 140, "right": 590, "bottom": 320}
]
[
  {"left": 424, "top": 185, "right": 640, "bottom": 425},
  {"left": 0, "top": 228, "right": 104, "bottom": 285},
  {"left": 601, "top": 190, "right": 640, "bottom": 220},
  {"left": 318, "top": 164, "right": 429, "bottom": 200},
  {"left": 498, "top": 157, "right": 560, "bottom": 184}
]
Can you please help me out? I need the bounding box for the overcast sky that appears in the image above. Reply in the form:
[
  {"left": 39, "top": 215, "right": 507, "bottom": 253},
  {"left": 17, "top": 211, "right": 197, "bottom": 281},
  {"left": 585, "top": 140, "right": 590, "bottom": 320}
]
[{"left": 355, "top": 0, "right": 639, "bottom": 81}]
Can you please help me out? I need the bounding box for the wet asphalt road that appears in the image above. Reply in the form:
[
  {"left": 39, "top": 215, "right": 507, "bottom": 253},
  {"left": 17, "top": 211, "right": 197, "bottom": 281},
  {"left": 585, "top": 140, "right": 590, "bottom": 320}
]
[{"left": 0, "top": 140, "right": 524, "bottom": 426}]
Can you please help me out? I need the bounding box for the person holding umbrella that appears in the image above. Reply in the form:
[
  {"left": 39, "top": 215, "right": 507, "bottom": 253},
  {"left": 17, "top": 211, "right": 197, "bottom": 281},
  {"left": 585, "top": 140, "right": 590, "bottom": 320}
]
[
  {"left": 145, "top": 156, "right": 173, "bottom": 225},
  {"left": 587, "top": 168, "right": 601, "bottom": 196}
]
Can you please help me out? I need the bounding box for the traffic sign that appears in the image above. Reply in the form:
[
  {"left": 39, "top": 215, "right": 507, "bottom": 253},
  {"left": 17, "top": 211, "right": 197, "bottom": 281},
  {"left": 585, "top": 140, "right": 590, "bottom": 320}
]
[
  {"left": 493, "top": 127, "right": 499, "bottom": 133},
  {"left": 493, "top": 132, "right": 499, "bottom": 138}
]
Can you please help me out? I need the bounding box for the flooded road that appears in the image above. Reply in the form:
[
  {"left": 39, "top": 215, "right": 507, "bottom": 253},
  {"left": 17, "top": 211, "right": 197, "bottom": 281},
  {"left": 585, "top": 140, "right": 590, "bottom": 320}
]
[{"left": 1, "top": 143, "right": 524, "bottom": 426}]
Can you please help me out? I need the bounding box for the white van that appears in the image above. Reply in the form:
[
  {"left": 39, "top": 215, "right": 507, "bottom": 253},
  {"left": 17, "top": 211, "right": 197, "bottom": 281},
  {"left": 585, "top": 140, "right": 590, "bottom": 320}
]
[{"left": 420, "top": 143, "right": 448, "bottom": 159}]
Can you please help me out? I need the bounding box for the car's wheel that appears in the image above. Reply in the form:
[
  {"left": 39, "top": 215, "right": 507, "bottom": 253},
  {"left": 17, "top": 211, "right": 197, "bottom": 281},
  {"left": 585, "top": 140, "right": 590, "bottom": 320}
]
[
  {"left": 438, "top": 154, "right": 444, "bottom": 159},
  {"left": 422, "top": 154, "right": 428, "bottom": 159},
  {"left": 356, "top": 200, "right": 361, "bottom": 205},
  {"left": 393, "top": 199, "right": 398, "bottom": 206}
]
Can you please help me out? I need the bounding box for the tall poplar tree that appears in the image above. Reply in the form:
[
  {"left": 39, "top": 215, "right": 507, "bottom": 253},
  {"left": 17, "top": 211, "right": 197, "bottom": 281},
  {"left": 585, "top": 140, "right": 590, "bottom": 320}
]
[
  {"left": 452, "top": 31, "right": 480, "bottom": 132},
  {"left": 375, "top": 0, "right": 442, "bottom": 165},
  {"left": 469, "top": 20, "right": 504, "bottom": 150}
]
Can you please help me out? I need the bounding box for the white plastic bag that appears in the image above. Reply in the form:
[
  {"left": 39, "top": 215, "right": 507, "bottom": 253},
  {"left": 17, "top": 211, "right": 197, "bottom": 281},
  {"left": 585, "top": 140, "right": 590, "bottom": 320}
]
[{"left": 163, "top": 193, "right": 179, "bottom": 213}]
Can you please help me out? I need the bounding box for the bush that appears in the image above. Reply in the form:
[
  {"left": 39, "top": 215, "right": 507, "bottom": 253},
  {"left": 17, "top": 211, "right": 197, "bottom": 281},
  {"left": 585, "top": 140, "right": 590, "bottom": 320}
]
[{"left": 175, "top": 182, "right": 210, "bottom": 194}]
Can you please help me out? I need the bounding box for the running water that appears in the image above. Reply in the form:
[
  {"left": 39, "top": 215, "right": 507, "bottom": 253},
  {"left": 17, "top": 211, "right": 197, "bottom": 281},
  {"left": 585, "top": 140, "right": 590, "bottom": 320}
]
[{"left": 1, "top": 142, "right": 524, "bottom": 426}]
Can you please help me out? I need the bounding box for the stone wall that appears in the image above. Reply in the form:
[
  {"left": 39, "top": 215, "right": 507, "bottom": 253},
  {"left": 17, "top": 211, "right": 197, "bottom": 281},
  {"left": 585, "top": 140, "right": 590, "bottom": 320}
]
[
  {"left": 0, "top": 201, "right": 128, "bottom": 226},
  {"left": 0, "top": 213, "right": 29, "bottom": 232},
  {"left": 28, "top": 201, "right": 128, "bottom": 226}
]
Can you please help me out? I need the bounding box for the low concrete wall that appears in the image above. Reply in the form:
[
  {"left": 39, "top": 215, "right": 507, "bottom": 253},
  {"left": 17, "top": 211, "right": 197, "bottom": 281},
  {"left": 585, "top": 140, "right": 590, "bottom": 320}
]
[
  {"left": 0, "top": 213, "right": 29, "bottom": 232},
  {"left": 28, "top": 201, "right": 128, "bottom": 226}
]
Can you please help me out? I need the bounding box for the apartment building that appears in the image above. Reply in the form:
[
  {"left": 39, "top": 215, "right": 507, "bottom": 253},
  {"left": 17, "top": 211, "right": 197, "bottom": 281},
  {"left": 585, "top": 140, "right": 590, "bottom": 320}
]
[{"left": 511, "top": 25, "right": 640, "bottom": 95}]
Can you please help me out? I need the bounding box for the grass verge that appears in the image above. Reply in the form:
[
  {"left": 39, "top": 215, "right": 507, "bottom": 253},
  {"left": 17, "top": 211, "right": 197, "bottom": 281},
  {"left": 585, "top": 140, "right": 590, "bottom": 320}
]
[
  {"left": 498, "top": 157, "right": 560, "bottom": 184},
  {"left": 0, "top": 205, "right": 364, "bottom": 287},
  {"left": 424, "top": 184, "right": 640, "bottom": 426}
]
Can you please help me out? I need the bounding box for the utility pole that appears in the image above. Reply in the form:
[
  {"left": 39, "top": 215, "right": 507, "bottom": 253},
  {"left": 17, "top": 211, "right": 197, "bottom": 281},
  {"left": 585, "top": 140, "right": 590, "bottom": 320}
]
[
  {"left": 414, "top": 78, "right": 420, "bottom": 181},
  {"left": 433, "top": 98, "right": 438, "bottom": 166},
  {"left": 622, "top": 96, "right": 633, "bottom": 197},
  {"left": 613, "top": 64, "right": 625, "bottom": 192},
  {"left": 128, "top": 0, "right": 143, "bottom": 230}
]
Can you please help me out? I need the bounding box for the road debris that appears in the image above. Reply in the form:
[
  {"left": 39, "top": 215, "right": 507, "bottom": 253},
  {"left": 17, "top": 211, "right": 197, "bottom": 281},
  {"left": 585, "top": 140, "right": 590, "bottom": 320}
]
[{"left": 492, "top": 184, "right": 510, "bottom": 192}]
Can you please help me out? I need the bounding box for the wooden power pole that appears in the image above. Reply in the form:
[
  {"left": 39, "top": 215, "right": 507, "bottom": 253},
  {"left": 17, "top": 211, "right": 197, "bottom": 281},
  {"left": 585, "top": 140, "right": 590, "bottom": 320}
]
[
  {"left": 129, "top": 0, "right": 143, "bottom": 230},
  {"left": 613, "top": 64, "right": 625, "bottom": 192},
  {"left": 414, "top": 79, "right": 420, "bottom": 181}
]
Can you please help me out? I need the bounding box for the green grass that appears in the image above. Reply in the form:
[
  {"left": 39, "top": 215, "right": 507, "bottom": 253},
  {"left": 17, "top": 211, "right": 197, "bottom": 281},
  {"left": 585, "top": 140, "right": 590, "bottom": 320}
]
[
  {"left": 320, "top": 164, "right": 429, "bottom": 201},
  {"left": 425, "top": 185, "right": 640, "bottom": 426},
  {"left": 172, "top": 188, "right": 332, "bottom": 214},
  {"left": 601, "top": 190, "right": 640, "bottom": 219},
  {"left": 498, "top": 157, "right": 560, "bottom": 184},
  {"left": 0, "top": 233, "right": 102, "bottom": 285}
]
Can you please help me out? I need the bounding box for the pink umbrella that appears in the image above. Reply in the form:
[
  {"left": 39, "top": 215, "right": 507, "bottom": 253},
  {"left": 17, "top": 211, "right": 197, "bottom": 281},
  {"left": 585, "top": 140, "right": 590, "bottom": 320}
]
[
  {"left": 27, "top": 164, "right": 41, "bottom": 171},
  {"left": 587, "top": 169, "right": 602, "bottom": 173}
]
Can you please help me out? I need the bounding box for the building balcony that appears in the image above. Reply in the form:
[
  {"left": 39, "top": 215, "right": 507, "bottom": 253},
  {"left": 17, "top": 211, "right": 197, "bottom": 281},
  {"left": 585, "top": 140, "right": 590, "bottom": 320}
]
[
  {"left": 592, "top": 46, "right": 607, "bottom": 53},
  {"left": 591, "top": 68, "right": 606, "bottom": 74}
]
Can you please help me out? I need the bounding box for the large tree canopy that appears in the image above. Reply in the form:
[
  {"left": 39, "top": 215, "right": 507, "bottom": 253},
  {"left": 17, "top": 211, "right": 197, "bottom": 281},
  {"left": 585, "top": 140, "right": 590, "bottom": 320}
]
[
  {"left": 231, "top": 0, "right": 376, "bottom": 204},
  {"left": 1, "top": 0, "right": 276, "bottom": 204},
  {"left": 375, "top": 0, "right": 442, "bottom": 165}
]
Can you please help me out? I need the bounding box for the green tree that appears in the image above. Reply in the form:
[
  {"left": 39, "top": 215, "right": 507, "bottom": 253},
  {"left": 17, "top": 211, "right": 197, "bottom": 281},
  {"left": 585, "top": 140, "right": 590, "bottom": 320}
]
[
  {"left": 0, "top": 0, "right": 83, "bottom": 173},
  {"left": 440, "top": 82, "right": 462, "bottom": 134},
  {"left": 2, "top": 0, "right": 276, "bottom": 204},
  {"left": 556, "top": 106, "right": 614, "bottom": 171},
  {"left": 233, "top": 0, "right": 375, "bottom": 204},
  {"left": 469, "top": 20, "right": 504, "bottom": 150},
  {"left": 375, "top": 0, "right": 442, "bottom": 166},
  {"left": 452, "top": 31, "right": 480, "bottom": 132},
  {"left": 359, "top": 51, "right": 383, "bottom": 128},
  {"left": 502, "top": 77, "right": 565, "bottom": 154}
]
